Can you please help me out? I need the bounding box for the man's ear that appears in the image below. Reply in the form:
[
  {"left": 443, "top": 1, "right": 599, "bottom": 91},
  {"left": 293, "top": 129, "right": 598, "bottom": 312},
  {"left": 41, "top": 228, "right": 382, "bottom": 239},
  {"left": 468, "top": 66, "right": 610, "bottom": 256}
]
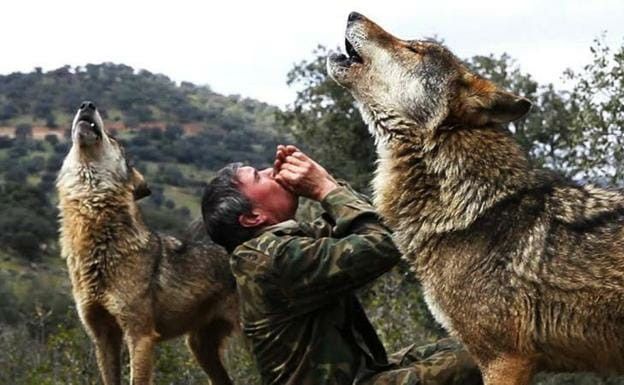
[
  {"left": 238, "top": 210, "right": 267, "bottom": 228},
  {"left": 130, "top": 167, "right": 151, "bottom": 201},
  {"left": 456, "top": 73, "right": 532, "bottom": 126}
]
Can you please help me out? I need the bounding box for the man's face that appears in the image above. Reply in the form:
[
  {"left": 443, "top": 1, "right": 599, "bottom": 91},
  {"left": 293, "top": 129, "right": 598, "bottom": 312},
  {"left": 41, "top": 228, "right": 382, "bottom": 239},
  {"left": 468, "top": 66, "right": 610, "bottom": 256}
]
[{"left": 236, "top": 166, "right": 299, "bottom": 225}]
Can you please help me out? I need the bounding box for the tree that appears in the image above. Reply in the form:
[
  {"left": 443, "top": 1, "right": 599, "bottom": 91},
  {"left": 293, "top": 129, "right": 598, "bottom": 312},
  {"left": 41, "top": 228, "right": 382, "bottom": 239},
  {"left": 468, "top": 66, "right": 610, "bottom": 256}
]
[
  {"left": 0, "top": 135, "right": 13, "bottom": 149},
  {"left": 14, "top": 123, "right": 33, "bottom": 141},
  {"left": 562, "top": 36, "right": 624, "bottom": 183},
  {"left": 45, "top": 113, "right": 58, "bottom": 128},
  {"left": 0, "top": 101, "right": 18, "bottom": 121},
  {"left": 0, "top": 183, "right": 57, "bottom": 260},
  {"left": 44, "top": 133, "right": 59, "bottom": 146}
]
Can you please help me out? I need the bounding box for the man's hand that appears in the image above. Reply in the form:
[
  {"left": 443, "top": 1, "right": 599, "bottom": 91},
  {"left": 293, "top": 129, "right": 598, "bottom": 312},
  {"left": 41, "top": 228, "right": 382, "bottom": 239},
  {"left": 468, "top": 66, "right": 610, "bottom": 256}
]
[{"left": 274, "top": 145, "right": 338, "bottom": 201}]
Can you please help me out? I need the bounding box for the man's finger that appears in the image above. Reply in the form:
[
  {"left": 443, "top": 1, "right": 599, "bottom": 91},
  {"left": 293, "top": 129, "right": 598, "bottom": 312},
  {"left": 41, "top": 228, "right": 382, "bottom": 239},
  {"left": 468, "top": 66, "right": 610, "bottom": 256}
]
[
  {"left": 291, "top": 151, "right": 311, "bottom": 162},
  {"left": 280, "top": 163, "right": 306, "bottom": 175},
  {"left": 276, "top": 145, "right": 289, "bottom": 157},
  {"left": 273, "top": 159, "right": 282, "bottom": 176},
  {"left": 284, "top": 155, "right": 306, "bottom": 167},
  {"left": 285, "top": 145, "right": 300, "bottom": 155},
  {"left": 276, "top": 149, "right": 287, "bottom": 162},
  {"left": 276, "top": 169, "right": 299, "bottom": 187},
  {"left": 274, "top": 176, "right": 294, "bottom": 192},
  {"left": 275, "top": 145, "right": 292, "bottom": 175}
]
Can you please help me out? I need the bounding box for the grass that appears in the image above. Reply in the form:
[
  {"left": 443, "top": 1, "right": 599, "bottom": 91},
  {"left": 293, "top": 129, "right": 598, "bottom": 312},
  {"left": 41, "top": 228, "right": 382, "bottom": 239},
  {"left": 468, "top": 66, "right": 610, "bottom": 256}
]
[
  {"left": 0, "top": 254, "right": 23, "bottom": 272},
  {"left": 0, "top": 252, "right": 65, "bottom": 274},
  {"left": 24, "top": 149, "right": 50, "bottom": 161},
  {"left": 141, "top": 161, "right": 215, "bottom": 182},
  {"left": 163, "top": 185, "right": 201, "bottom": 214},
  {"left": 52, "top": 110, "right": 72, "bottom": 127},
  {"left": 27, "top": 174, "right": 41, "bottom": 185},
  {"left": 104, "top": 108, "right": 124, "bottom": 122},
  {"left": 176, "top": 163, "right": 215, "bottom": 182}
]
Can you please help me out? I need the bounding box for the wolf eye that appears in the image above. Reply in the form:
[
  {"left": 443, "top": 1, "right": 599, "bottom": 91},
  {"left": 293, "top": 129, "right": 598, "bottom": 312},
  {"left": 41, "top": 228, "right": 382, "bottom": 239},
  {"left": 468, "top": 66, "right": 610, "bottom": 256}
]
[{"left": 406, "top": 46, "right": 421, "bottom": 54}]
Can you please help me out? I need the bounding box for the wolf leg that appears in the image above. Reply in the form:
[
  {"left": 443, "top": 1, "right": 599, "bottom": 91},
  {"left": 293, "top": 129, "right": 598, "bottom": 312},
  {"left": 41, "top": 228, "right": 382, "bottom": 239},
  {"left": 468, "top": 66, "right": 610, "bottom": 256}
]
[
  {"left": 482, "top": 356, "right": 535, "bottom": 385},
  {"left": 82, "top": 307, "right": 123, "bottom": 385},
  {"left": 187, "top": 318, "right": 234, "bottom": 385},
  {"left": 126, "top": 330, "right": 158, "bottom": 385}
]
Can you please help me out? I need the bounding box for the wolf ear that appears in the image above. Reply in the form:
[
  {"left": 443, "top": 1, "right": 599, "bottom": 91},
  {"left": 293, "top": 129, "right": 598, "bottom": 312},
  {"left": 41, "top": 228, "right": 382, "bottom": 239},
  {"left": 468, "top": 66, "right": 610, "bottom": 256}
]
[
  {"left": 482, "top": 91, "right": 532, "bottom": 124},
  {"left": 130, "top": 167, "right": 151, "bottom": 201},
  {"left": 458, "top": 74, "right": 532, "bottom": 126}
]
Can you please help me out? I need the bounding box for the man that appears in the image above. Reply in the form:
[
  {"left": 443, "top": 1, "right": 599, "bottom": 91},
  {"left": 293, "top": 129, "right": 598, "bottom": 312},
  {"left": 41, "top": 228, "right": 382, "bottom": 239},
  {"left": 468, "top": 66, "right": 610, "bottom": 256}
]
[{"left": 202, "top": 145, "right": 482, "bottom": 385}]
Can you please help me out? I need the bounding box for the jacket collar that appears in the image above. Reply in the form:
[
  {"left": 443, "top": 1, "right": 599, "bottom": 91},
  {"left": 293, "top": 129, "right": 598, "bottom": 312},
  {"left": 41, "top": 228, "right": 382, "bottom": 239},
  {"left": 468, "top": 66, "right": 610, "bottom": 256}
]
[{"left": 254, "top": 219, "right": 302, "bottom": 237}]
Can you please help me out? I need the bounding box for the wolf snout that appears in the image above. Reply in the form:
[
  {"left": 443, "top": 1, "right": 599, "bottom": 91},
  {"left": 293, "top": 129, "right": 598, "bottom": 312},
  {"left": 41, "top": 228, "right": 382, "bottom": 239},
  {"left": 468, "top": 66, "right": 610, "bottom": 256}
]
[
  {"left": 348, "top": 11, "right": 364, "bottom": 23},
  {"left": 79, "top": 101, "right": 96, "bottom": 112},
  {"left": 73, "top": 100, "right": 103, "bottom": 146}
]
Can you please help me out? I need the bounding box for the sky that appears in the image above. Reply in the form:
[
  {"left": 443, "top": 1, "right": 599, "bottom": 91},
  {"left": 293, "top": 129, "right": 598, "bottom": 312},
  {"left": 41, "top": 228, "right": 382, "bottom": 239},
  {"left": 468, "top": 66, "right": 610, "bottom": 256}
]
[{"left": 1, "top": 0, "right": 623, "bottom": 108}]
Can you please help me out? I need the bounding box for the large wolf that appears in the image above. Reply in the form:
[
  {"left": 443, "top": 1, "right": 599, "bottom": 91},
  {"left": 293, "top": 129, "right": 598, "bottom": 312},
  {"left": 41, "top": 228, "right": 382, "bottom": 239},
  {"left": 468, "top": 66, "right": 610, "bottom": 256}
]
[
  {"left": 57, "top": 101, "right": 238, "bottom": 385},
  {"left": 328, "top": 12, "right": 624, "bottom": 385}
]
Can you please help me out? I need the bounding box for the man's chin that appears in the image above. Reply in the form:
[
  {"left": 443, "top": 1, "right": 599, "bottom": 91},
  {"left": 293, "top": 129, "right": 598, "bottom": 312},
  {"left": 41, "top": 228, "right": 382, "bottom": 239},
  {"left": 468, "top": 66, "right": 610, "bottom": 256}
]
[{"left": 285, "top": 199, "right": 299, "bottom": 222}]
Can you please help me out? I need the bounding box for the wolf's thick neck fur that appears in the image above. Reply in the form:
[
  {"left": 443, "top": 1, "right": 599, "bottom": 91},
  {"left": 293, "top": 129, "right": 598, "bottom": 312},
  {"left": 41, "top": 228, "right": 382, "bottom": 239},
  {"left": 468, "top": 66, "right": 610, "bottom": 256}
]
[
  {"left": 371, "top": 115, "right": 534, "bottom": 222},
  {"left": 365, "top": 104, "right": 624, "bottom": 264},
  {"left": 57, "top": 159, "right": 149, "bottom": 296},
  {"left": 363, "top": 105, "right": 533, "bottom": 249}
]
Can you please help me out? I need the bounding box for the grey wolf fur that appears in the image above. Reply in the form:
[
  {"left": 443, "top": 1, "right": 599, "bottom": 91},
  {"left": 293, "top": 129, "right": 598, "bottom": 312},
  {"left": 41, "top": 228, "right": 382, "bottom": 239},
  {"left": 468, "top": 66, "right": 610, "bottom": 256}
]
[
  {"left": 328, "top": 12, "right": 624, "bottom": 385},
  {"left": 57, "top": 101, "right": 238, "bottom": 385}
]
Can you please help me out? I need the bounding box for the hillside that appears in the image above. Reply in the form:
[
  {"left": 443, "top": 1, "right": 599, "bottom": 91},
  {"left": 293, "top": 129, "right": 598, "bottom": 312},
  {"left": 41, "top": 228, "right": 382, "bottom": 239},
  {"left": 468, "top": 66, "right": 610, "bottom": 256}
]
[{"left": 0, "top": 63, "right": 288, "bottom": 234}]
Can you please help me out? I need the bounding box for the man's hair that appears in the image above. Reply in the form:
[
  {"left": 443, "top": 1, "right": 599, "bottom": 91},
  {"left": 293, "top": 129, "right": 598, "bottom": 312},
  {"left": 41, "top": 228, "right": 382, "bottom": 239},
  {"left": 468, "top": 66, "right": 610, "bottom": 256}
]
[{"left": 202, "top": 162, "right": 255, "bottom": 252}]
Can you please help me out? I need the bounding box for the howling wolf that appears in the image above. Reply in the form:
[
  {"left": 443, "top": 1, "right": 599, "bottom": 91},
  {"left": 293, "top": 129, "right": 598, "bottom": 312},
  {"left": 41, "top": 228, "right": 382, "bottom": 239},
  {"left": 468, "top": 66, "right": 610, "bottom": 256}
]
[
  {"left": 57, "top": 101, "right": 238, "bottom": 385},
  {"left": 328, "top": 12, "right": 624, "bottom": 385}
]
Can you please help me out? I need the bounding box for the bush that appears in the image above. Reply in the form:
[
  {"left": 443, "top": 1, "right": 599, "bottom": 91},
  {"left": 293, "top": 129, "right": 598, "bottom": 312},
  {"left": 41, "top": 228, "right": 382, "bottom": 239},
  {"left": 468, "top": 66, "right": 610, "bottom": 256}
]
[
  {"left": 15, "top": 123, "right": 33, "bottom": 141},
  {"left": 0, "top": 183, "right": 57, "bottom": 260},
  {"left": 44, "top": 134, "right": 59, "bottom": 146},
  {"left": 0, "top": 135, "right": 13, "bottom": 148}
]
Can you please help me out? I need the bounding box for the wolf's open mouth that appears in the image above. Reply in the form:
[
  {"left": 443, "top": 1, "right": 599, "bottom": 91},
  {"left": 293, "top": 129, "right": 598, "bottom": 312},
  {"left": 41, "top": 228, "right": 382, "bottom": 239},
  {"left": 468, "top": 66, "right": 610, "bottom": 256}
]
[
  {"left": 78, "top": 116, "right": 96, "bottom": 126},
  {"left": 75, "top": 114, "right": 102, "bottom": 140},
  {"left": 331, "top": 38, "right": 364, "bottom": 67},
  {"left": 345, "top": 39, "right": 363, "bottom": 64}
]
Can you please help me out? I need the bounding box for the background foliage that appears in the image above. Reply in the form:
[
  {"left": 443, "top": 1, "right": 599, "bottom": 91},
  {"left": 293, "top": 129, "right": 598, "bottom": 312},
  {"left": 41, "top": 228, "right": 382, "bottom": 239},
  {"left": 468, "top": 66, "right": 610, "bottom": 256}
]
[{"left": 1, "top": 33, "right": 624, "bottom": 384}]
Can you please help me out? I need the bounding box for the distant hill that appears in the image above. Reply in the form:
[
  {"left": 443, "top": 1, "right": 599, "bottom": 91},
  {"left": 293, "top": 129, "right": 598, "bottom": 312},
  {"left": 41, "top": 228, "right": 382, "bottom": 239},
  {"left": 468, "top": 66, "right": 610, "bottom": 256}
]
[
  {"left": 0, "top": 63, "right": 282, "bottom": 131},
  {"left": 0, "top": 63, "right": 291, "bottom": 261}
]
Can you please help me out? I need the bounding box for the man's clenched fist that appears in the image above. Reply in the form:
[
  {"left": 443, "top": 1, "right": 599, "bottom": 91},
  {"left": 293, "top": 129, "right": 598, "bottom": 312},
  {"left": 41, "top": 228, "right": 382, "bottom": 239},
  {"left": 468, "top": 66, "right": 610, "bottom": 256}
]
[{"left": 273, "top": 145, "right": 338, "bottom": 201}]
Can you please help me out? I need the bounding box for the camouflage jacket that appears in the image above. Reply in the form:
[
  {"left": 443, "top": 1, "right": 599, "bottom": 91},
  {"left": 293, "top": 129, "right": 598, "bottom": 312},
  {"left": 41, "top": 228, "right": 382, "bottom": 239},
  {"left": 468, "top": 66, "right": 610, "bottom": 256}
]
[{"left": 231, "top": 184, "right": 401, "bottom": 385}]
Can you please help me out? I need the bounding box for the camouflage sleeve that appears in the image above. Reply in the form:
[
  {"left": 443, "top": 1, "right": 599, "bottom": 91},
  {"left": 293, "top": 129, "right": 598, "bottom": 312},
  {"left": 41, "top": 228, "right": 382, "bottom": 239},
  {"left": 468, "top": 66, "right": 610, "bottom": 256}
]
[
  {"left": 320, "top": 182, "right": 380, "bottom": 237},
  {"left": 250, "top": 185, "right": 401, "bottom": 309},
  {"left": 299, "top": 179, "right": 374, "bottom": 239}
]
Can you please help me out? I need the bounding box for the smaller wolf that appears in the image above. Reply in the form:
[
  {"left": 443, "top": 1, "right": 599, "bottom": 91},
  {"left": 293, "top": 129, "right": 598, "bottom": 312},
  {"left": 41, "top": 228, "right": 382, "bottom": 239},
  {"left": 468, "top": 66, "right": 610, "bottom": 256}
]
[{"left": 57, "top": 101, "right": 238, "bottom": 385}]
